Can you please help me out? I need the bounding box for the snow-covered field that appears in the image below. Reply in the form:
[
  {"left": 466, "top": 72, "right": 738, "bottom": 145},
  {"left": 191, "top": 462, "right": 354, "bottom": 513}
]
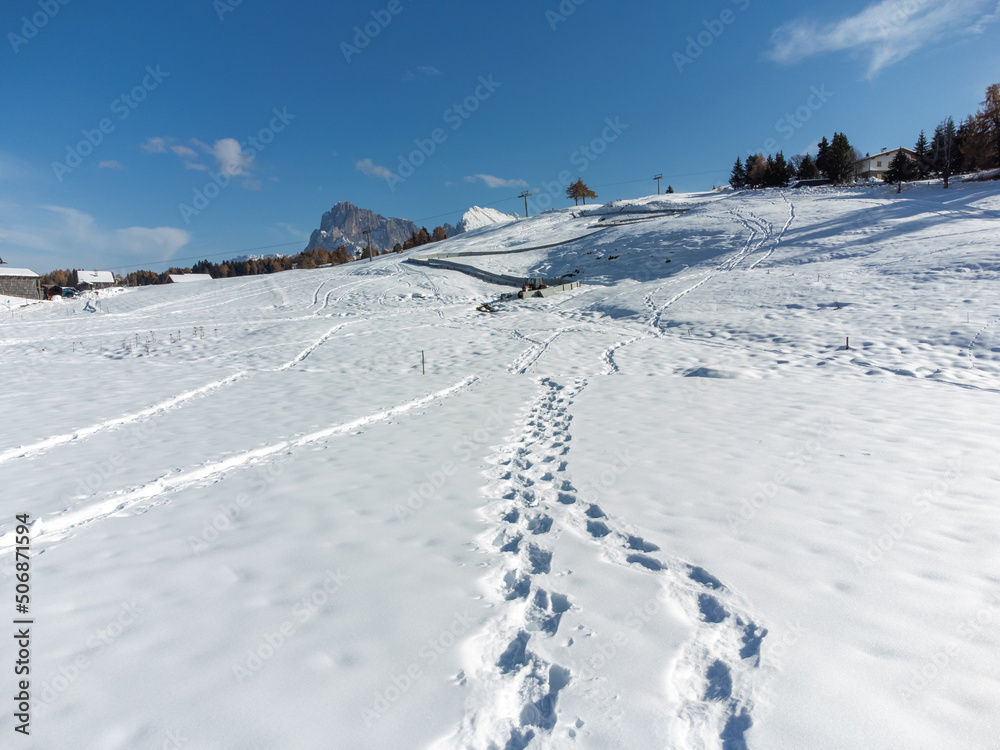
[{"left": 2, "top": 182, "right": 999, "bottom": 749}]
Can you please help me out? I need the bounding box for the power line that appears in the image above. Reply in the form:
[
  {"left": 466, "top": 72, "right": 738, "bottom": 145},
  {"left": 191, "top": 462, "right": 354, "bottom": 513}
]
[{"left": 98, "top": 241, "right": 307, "bottom": 272}]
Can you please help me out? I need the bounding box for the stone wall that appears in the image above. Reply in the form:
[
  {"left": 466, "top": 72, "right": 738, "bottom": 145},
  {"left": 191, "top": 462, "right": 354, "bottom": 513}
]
[{"left": 0, "top": 277, "right": 41, "bottom": 299}]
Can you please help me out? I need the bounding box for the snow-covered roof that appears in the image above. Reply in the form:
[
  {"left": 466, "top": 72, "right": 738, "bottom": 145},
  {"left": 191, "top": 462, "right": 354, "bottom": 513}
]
[
  {"left": 0, "top": 267, "right": 39, "bottom": 278},
  {"left": 168, "top": 274, "right": 213, "bottom": 283},
  {"left": 857, "top": 147, "right": 916, "bottom": 162},
  {"left": 76, "top": 270, "right": 115, "bottom": 285}
]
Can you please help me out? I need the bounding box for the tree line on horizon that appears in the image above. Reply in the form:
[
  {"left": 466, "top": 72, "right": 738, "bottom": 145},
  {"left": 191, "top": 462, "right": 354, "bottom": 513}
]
[
  {"left": 729, "top": 83, "right": 1000, "bottom": 191},
  {"left": 39, "top": 224, "right": 456, "bottom": 288}
]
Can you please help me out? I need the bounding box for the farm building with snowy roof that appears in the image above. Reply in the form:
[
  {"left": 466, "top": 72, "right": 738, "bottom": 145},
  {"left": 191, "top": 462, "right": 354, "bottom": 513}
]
[
  {"left": 0, "top": 267, "right": 42, "bottom": 300},
  {"left": 75, "top": 270, "right": 115, "bottom": 289}
]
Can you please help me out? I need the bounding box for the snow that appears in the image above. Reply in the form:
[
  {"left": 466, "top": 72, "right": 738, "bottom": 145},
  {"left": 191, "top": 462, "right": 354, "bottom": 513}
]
[
  {"left": 2, "top": 182, "right": 999, "bottom": 749},
  {"left": 457, "top": 206, "right": 520, "bottom": 234},
  {"left": 76, "top": 271, "right": 115, "bottom": 285},
  {"left": 167, "top": 274, "right": 213, "bottom": 283},
  {"left": 1, "top": 294, "right": 43, "bottom": 309},
  {"left": 0, "top": 267, "right": 39, "bottom": 277}
]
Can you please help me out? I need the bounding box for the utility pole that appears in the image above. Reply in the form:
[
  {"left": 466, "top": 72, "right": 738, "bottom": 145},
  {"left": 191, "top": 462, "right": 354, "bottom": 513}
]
[
  {"left": 363, "top": 227, "right": 373, "bottom": 262},
  {"left": 654, "top": 174, "right": 664, "bottom": 195},
  {"left": 518, "top": 191, "right": 533, "bottom": 218}
]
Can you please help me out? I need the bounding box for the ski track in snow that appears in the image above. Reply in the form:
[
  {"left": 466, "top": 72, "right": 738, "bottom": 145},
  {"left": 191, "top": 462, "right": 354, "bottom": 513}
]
[
  {"left": 442, "top": 377, "right": 766, "bottom": 749},
  {"left": 747, "top": 194, "right": 794, "bottom": 270},
  {"left": 0, "top": 317, "right": 364, "bottom": 466},
  {"left": 508, "top": 331, "right": 565, "bottom": 375},
  {"left": 966, "top": 315, "right": 1000, "bottom": 370},
  {"left": 601, "top": 335, "right": 641, "bottom": 375},
  {"left": 0, "top": 371, "right": 251, "bottom": 465},
  {"left": 0, "top": 375, "right": 481, "bottom": 555},
  {"left": 278, "top": 323, "right": 350, "bottom": 371}
]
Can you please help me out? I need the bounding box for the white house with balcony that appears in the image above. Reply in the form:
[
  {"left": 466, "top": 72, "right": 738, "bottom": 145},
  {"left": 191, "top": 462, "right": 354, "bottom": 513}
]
[{"left": 855, "top": 147, "right": 917, "bottom": 181}]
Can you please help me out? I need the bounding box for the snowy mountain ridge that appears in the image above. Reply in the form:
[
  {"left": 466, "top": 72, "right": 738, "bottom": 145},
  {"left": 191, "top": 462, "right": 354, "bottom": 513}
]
[{"left": 455, "top": 205, "right": 519, "bottom": 234}]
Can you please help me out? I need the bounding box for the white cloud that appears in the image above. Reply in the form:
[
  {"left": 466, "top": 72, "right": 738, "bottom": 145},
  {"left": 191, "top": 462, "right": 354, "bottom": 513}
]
[
  {"left": 171, "top": 145, "right": 198, "bottom": 160},
  {"left": 140, "top": 137, "right": 168, "bottom": 153},
  {"left": 210, "top": 138, "right": 254, "bottom": 177},
  {"left": 465, "top": 174, "right": 528, "bottom": 189},
  {"left": 144, "top": 136, "right": 260, "bottom": 181},
  {"left": 402, "top": 65, "right": 442, "bottom": 82},
  {"left": 356, "top": 158, "right": 394, "bottom": 181},
  {"left": 114, "top": 225, "right": 191, "bottom": 258},
  {"left": 99, "top": 160, "right": 124, "bottom": 170},
  {"left": 767, "top": 0, "right": 1000, "bottom": 77},
  {"left": 0, "top": 203, "right": 190, "bottom": 267},
  {"left": 969, "top": 0, "right": 1000, "bottom": 30}
]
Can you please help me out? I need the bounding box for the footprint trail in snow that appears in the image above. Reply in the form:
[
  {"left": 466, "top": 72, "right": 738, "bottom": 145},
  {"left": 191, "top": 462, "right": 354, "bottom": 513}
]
[{"left": 442, "top": 377, "right": 767, "bottom": 749}]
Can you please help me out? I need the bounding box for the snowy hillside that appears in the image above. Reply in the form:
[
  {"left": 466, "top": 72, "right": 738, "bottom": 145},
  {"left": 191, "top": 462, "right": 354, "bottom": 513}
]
[
  {"left": 456, "top": 206, "right": 520, "bottom": 234},
  {"left": 2, "top": 182, "right": 999, "bottom": 749}
]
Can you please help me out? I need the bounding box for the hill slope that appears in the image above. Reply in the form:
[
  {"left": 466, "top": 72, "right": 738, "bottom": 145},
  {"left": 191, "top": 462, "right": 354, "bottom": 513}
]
[{"left": 1, "top": 182, "right": 998, "bottom": 750}]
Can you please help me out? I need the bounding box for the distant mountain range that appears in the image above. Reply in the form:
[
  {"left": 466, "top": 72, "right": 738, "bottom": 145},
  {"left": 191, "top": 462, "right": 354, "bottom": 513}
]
[
  {"left": 305, "top": 202, "right": 519, "bottom": 256},
  {"left": 305, "top": 202, "right": 418, "bottom": 256}
]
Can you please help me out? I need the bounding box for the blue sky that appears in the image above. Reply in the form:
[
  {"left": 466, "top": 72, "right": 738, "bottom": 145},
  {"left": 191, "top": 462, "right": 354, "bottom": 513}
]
[{"left": 1, "top": 0, "right": 998, "bottom": 273}]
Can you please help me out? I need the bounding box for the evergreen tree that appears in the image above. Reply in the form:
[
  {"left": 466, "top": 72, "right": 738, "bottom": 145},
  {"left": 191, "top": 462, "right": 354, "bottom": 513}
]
[
  {"left": 827, "top": 132, "right": 856, "bottom": 184},
  {"left": 980, "top": 83, "right": 1000, "bottom": 169},
  {"left": 764, "top": 154, "right": 777, "bottom": 186},
  {"left": 913, "top": 130, "right": 931, "bottom": 179},
  {"left": 729, "top": 157, "right": 746, "bottom": 189},
  {"left": 796, "top": 154, "right": 820, "bottom": 180},
  {"left": 815, "top": 137, "right": 831, "bottom": 178},
  {"left": 666, "top": 185, "right": 674, "bottom": 194},
  {"left": 931, "top": 117, "right": 959, "bottom": 188},
  {"left": 770, "top": 152, "right": 794, "bottom": 187},
  {"left": 884, "top": 149, "right": 916, "bottom": 193}
]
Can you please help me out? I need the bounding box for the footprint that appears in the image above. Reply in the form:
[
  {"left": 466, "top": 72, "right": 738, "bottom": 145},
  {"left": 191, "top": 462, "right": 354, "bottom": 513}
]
[
  {"left": 587, "top": 520, "right": 611, "bottom": 538},
  {"left": 626, "top": 554, "right": 664, "bottom": 572},
  {"left": 585, "top": 504, "right": 606, "bottom": 519},
  {"left": 626, "top": 535, "right": 660, "bottom": 553},
  {"left": 502, "top": 508, "right": 520, "bottom": 524},
  {"left": 739, "top": 621, "right": 768, "bottom": 665},
  {"left": 497, "top": 631, "right": 530, "bottom": 674},
  {"left": 689, "top": 566, "right": 725, "bottom": 590},
  {"left": 720, "top": 708, "right": 753, "bottom": 750},
  {"left": 698, "top": 594, "right": 729, "bottom": 623},
  {"left": 527, "top": 514, "right": 553, "bottom": 535},
  {"left": 704, "top": 660, "right": 733, "bottom": 701},
  {"left": 503, "top": 570, "right": 531, "bottom": 600},
  {"left": 557, "top": 492, "right": 576, "bottom": 505},
  {"left": 501, "top": 533, "right": 523, "bottom": 554},
  {"left": 520, "top": 664, "right": 572, "bottom": 731},
  {"left": 517, "top": 489, "right": 537, "bottom": 506},
  {"left": 527, "top": 589, "right": 566, "bottom": 634},
  {"left": 505, "top": 728, "right": 535, "bottom": 750},
  {"left": 528, "top": 545, "right": 552, "bottom": 575}
]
